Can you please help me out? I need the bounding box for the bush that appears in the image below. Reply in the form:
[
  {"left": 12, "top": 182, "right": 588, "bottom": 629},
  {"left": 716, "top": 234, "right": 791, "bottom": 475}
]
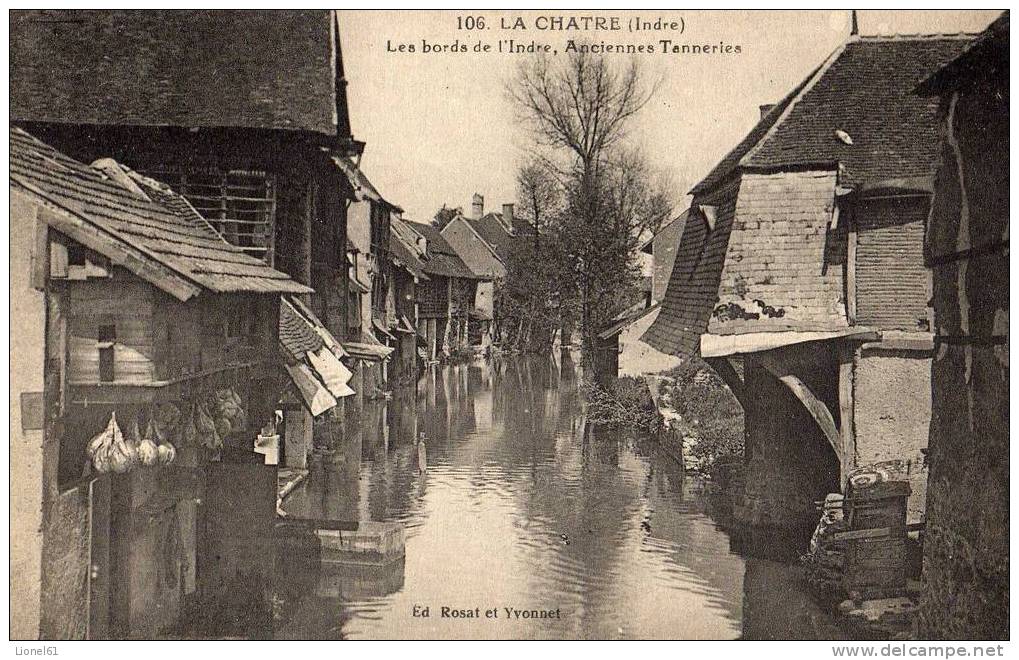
[
  {"left": 582, "top": 376, "right": 662, "bottom": 434},
  {"left": 659, "top": 358, "right": 744, "bottom": 470}
]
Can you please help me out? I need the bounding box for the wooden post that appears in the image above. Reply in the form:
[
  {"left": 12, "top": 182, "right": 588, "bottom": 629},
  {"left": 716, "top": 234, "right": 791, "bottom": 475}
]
[
  {"left": 846, "top": 206, "right": 858, "bottom": 323},
  {"left": 283, "top": 408, "right": 312, "bottom": 470},
  {"left": 758, "top": 352, "right": 841, "bottom": 458},
  {"left": 838, "top": 346, "right": 857, "bottom": 488}
]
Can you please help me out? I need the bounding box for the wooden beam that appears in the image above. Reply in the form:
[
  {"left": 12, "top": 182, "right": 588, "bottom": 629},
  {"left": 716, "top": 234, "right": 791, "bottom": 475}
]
[
  {"left": 758, "top": 354, "right": 842, "bottom": 458},
  {"left": 25, "top": 193, "right": 201, "bottom": 302},
  {"left": 838, "top": 347, "right": 856, "bottom": 488},
  {"left": 846, "top": 207, "right": 858, "bottom": 323},
  {"left": 705, "top": 357, "right": 749, "bottom": 409}
]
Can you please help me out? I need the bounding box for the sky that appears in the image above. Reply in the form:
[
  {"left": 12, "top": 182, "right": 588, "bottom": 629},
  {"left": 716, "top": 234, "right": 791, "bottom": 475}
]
[{"left": 337, "top": 10, "right": 1000, "bottom": 223}]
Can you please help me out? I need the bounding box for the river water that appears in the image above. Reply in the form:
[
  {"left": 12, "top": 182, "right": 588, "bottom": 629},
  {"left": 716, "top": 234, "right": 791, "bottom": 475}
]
[{"left": 276, "top": 356, "right": 844, "bottom": 640}]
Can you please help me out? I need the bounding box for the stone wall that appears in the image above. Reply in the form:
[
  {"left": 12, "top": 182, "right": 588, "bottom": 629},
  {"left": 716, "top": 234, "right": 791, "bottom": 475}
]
[
  {"left": 740, "top": 342, "right": 841, "bottom": 547},
  {"left": 919, "top": 52, "right": 1009, "bottom": 640}
]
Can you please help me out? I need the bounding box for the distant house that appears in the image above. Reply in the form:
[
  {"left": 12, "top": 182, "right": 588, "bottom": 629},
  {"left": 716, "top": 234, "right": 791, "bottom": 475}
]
[
  {"left": 336, "top": 159, "right": 400, "bottom": 397},
  {"left": 10, "top": 126, "right": 309, "bottom": 639},
  {"left": 643, "top": 32, "right": 975, "bottom": 542},
  {"left": 388, "top": 220, "right": 431, "bottom": 385},
  {"left": 595, "top": 210, "right": 690, "bottom": 384},
  {"left": 401, "top": 220, "right": 491, "bottom": 360},
  {"left": 914, "top": 13, "right": 1008, "bottom": 640},
  {"left": 640, "top": 210, "right": 689, "bottom": 306},
  {"left": 441, "top": 193, "right": 533, "bottom": 345}
]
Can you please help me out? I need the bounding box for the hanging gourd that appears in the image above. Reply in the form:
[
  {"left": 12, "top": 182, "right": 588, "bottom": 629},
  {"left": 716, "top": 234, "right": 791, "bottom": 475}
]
[{"left": 137, "top": 416, "right": 160, "bottom": 467}]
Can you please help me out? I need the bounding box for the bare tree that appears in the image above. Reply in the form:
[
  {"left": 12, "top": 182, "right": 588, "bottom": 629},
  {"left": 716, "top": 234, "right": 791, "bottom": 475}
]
[
  {"left": 509, "top": 51, "right": 659, "bottom": 175},
  {"left": 508, "top": 50, "right": 667, "bottom": 367}
]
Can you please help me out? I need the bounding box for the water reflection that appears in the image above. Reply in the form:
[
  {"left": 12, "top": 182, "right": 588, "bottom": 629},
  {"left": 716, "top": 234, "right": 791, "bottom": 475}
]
[{"left": 278, "top": 357, "right": 830, "bottom": 640}]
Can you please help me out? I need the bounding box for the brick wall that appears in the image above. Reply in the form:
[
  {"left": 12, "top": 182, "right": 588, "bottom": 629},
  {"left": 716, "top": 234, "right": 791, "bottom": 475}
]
[
  {"left": 855, "top": 197, "right": 930, "bottom": 331},
  {"left": 710, "top": 170, "right": 846, "bottom": 336}
]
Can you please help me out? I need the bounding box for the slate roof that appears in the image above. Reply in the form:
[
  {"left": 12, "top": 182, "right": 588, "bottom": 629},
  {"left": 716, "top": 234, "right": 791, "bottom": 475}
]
[
  {"left": 403, "top": 221, "right": 484, "bottom": 280},
  {"left": 691, "top": 34, "right": 975, "bottom": 194},
  {"left": 11, "top": 126, "right": 310, "bottom": 299},
  {"left": 10, "top": 10, "right": 347, "bottom": 136}
]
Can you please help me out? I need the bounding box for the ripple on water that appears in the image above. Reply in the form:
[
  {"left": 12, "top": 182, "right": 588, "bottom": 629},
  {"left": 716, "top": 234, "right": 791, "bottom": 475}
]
[{"left": 269, "top": 360, "right": 832, "bottom": 640}]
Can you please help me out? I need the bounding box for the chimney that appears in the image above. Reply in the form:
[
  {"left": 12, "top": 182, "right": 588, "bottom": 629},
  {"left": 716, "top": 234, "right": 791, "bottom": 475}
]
[
  {"left": 502, "top": 203, "right": 515, "bottom": 232},
  {"left": 850, "top": 10, "right": 859, "bottom": 36},
  {"left": 759, "top": 103, "right": 776, "bottom": 119},
  {"left": 471, "top": 193, "right": 484, "bottom": 219}
]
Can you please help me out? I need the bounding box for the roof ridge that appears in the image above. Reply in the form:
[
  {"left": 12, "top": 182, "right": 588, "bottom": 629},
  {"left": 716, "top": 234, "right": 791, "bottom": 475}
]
[
  {"left": 739, "top": 40, "right": 849, "bottom": 170},
  {"left": 450, "top": 214, "right": 502, "bottom": 262},
  {"left": 855, "top": 32, "right": 980, "bottom": 41}
]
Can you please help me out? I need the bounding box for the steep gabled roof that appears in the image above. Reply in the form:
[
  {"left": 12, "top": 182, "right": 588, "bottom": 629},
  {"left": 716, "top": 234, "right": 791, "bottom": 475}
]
[
  {"left": 10, "top": 126, "right": 310, "bottom": 300},
  {"left": 692, "top": 34, "right": 975, "bottom": 194},
  {"left": 389, "top": 225, "right": 429, "bottom": 280},
  {"left": 331, "top": 155, "right": 403, "bottom": 211},
  {"left": 10, "top": 10, "right": 347, "bottom": 136},
  {"left": 403, "top": 221, "right": 485, "bottom": 280},
  {"left": 465, "top": 212, "right": 534, "bottom": 263}
]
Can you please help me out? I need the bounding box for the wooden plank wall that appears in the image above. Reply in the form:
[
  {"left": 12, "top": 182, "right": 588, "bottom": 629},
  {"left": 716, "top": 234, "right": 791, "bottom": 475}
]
[{"left": 67, "top": 277, "right": 155, "bottom": 384}]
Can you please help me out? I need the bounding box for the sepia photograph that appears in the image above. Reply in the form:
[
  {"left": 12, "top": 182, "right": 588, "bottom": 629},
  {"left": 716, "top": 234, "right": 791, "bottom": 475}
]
[{"left": 7, "top": 7, "right": 1010, "bottom": 646}]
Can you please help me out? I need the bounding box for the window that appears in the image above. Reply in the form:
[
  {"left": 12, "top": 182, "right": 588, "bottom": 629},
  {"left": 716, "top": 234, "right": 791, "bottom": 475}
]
[
  {"left": 144, "top": 169, "right": 277, "bottom": 264},
  {"left": 98, "top": 324, "right": 116, "bottom": 382}
]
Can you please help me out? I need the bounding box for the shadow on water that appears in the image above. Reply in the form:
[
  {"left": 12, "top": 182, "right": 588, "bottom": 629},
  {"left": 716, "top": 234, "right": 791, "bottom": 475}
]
[{"left": 190, "top": 354, "right": 842, "bottom": 639}]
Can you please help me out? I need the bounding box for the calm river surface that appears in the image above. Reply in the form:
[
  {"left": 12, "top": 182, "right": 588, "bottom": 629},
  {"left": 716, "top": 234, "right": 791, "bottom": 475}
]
[{"left": 278, "top": 356, "right": 843, "bottom": 640}]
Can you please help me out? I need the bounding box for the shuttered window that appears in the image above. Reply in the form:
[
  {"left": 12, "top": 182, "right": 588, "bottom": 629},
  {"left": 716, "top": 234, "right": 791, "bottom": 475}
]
[{"left": 146, "top": 169, "right": 277, "bottom": 265}]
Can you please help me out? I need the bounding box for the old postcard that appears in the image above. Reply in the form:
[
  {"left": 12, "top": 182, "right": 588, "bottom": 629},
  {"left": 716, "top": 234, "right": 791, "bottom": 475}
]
[{"left": 7, "top": 8, "right": 1009, "bottom": 647}]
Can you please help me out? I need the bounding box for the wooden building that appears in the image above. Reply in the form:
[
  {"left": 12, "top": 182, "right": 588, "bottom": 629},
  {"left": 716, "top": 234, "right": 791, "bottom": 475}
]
[
  {"left": 388, "top": 221, "right": 430, "bottom": 385},
  {"left": 10, "top": 127, "right": 309, "bottom": 639},
  {"left": 400, "top": 220, "right": 490, "bottom": 360},
  {"left": 10, "top": 9, "right": 365, "bottom": 455},
  {"left": 336, "top": 159, "right": 401, "bottom": 396},
  {"left": 915, "top": 13, "right": 1009, "bottom": 640},
  {"left": 643, "top": 32, "right": 975, "bottom": 546}
]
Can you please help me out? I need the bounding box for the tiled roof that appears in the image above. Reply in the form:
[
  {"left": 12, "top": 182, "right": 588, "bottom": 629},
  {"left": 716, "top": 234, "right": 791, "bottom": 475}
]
[
  {"left": 331, "top": 155, "right": 402, "bottom": 211},
  {"left": 11, "top": 126, "right": 310, "bottom": 299},
  {"left": 648, "top": 33, "right": 977, "bottom": 358},
  {"left": 642, "top": 179, "right": 741, "bottom": 356},
  {"left": 465, "top": 212, "right": 533, "bottom": 263},
  {"left": 917, "top": 12, "right": 1008, "bottom": 94},
  {"left": 690, "top": 67, "right": 820, "bottom": 195},
  {"left": 403, "top": 221, "right": 484, "bottom": 280},
  {"left": 279, "top": 297, "right": 326, "bottom": 361},
  {"left": 11, "top": 10, "right": 346, "bottom": 136},
  {"left": 692, "top": 34, "right": 975, "bottom": 194}
]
